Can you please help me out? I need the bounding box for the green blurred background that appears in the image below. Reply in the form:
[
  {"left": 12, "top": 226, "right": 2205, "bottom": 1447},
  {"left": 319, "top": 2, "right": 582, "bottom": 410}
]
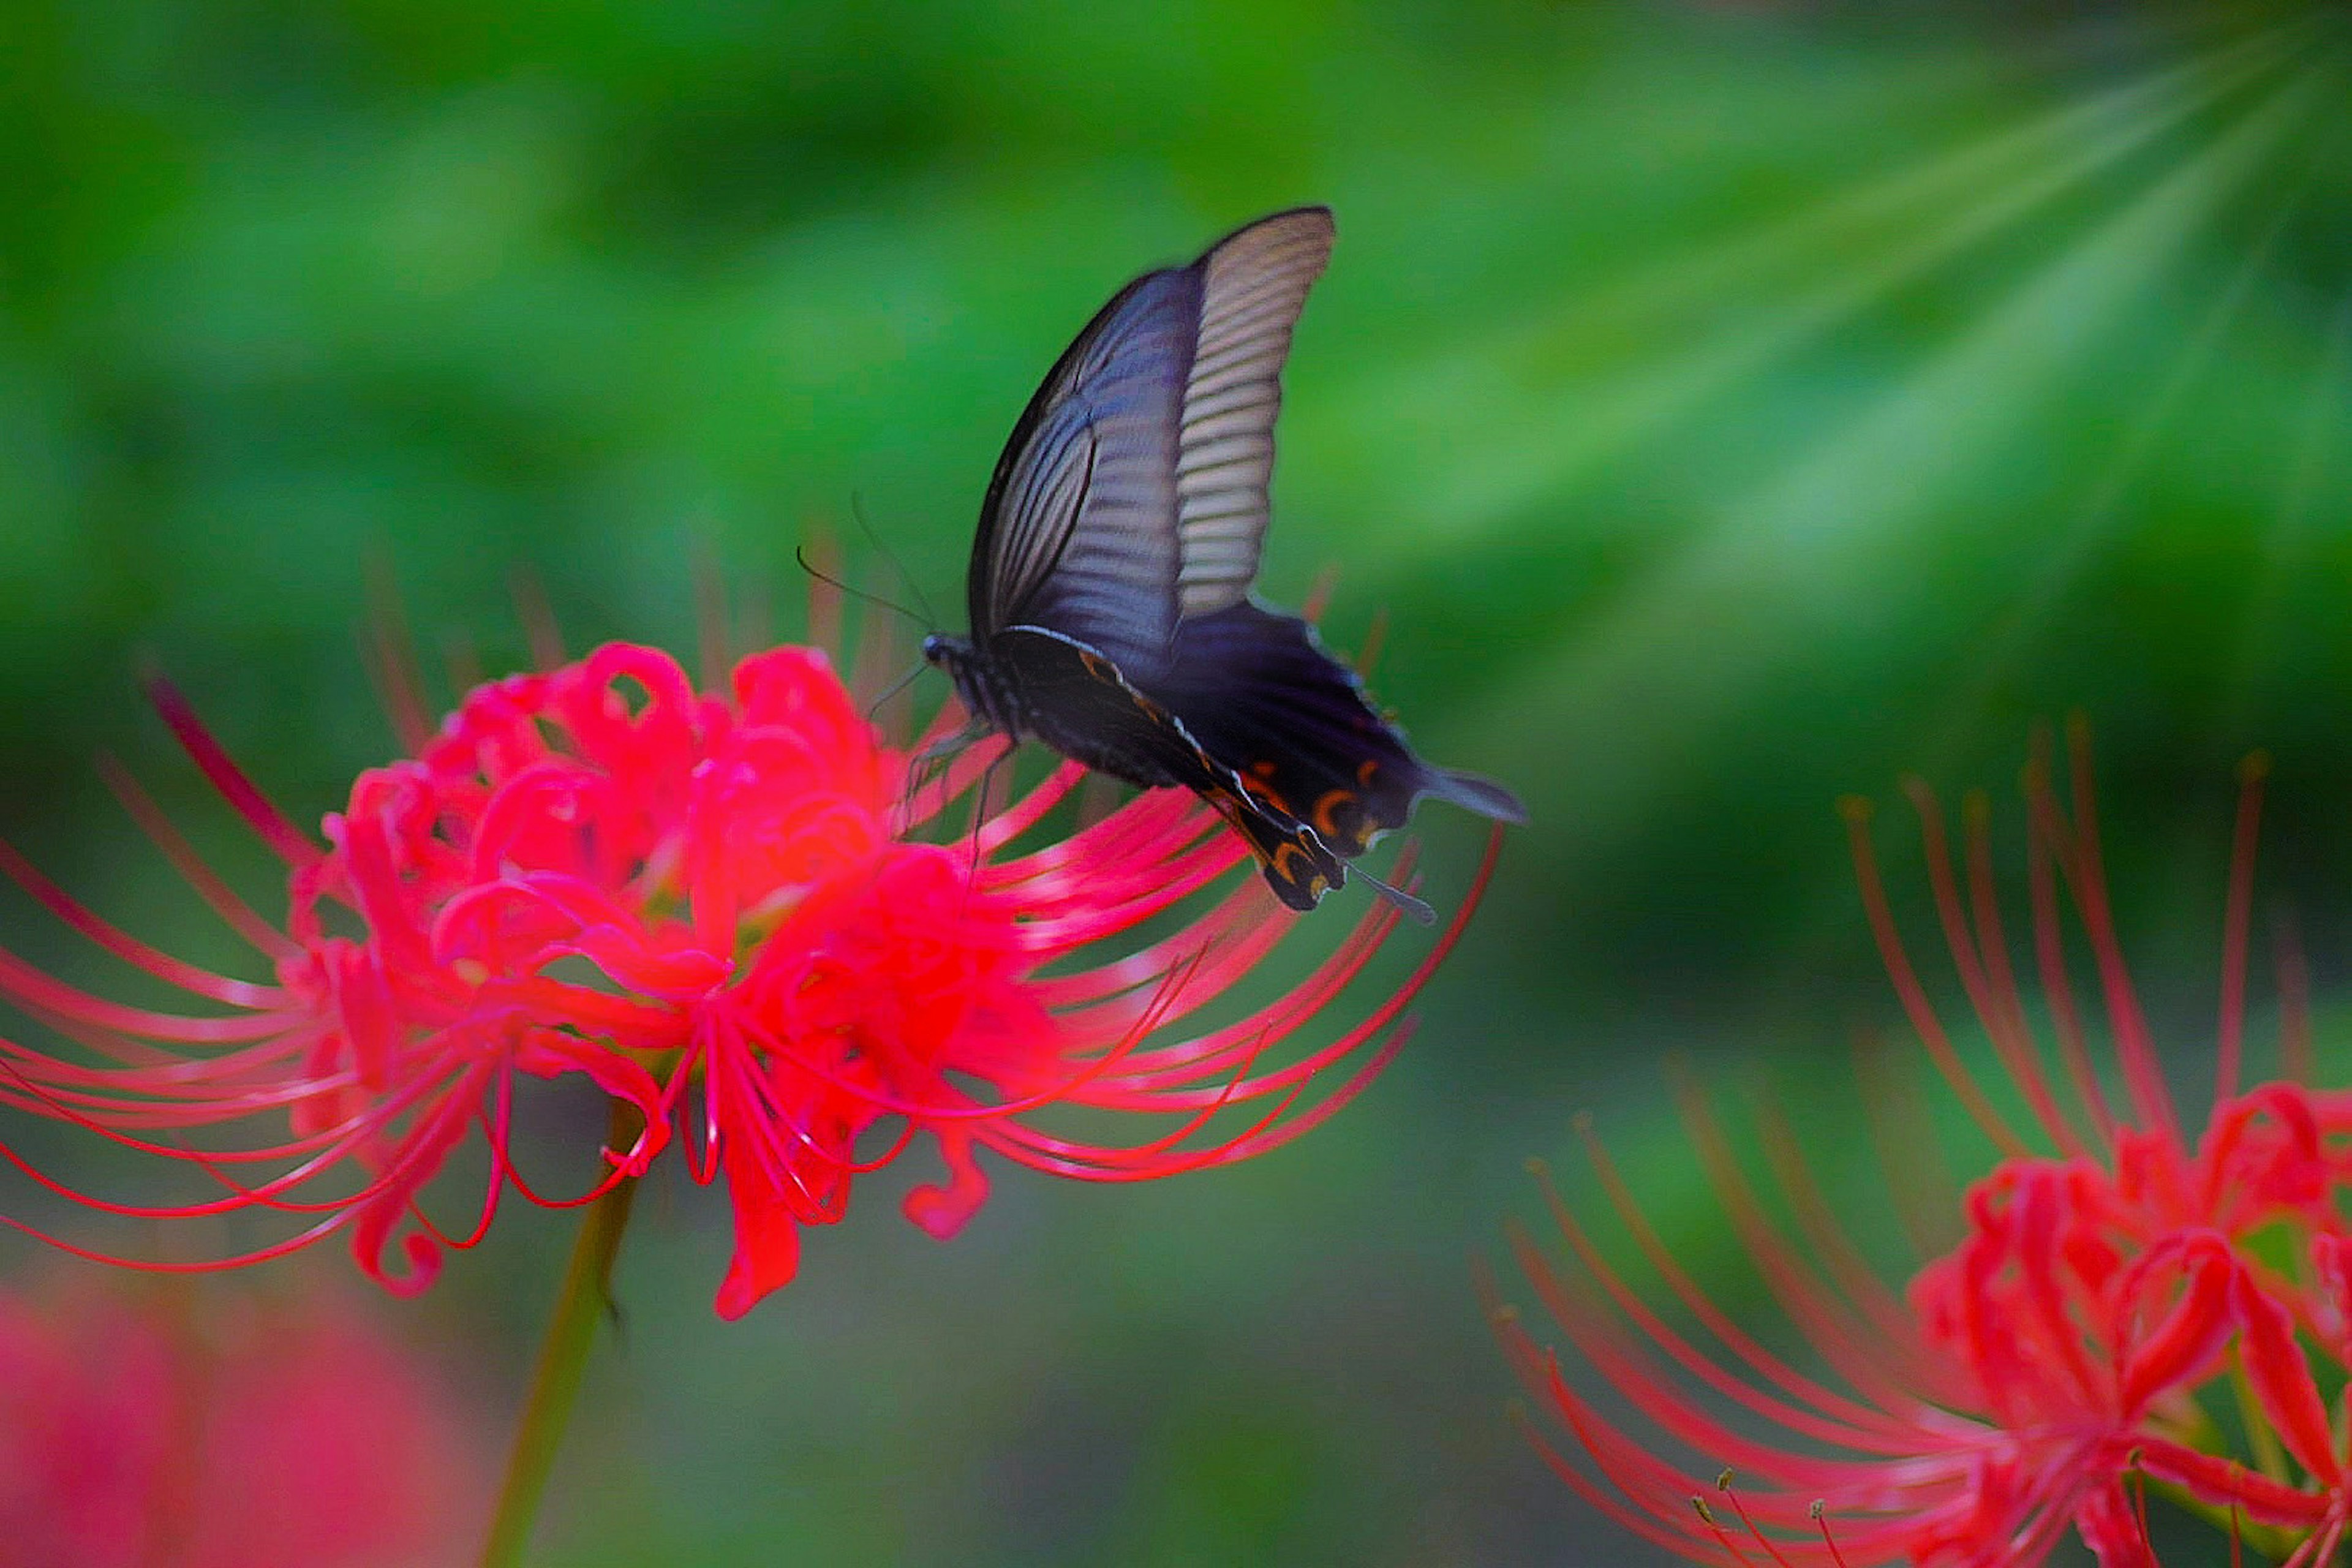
[{"left": 6, "top": 1, "right": 2351, "bottom": 1562}]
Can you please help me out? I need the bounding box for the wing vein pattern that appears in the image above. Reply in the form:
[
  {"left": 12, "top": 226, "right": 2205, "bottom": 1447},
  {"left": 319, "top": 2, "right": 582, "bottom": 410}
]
[{"left": 1174, "top": 207, "right": 1335, "bottom": 620}]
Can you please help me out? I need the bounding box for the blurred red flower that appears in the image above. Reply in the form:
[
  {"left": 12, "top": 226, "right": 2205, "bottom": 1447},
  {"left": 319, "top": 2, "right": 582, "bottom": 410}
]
[
  {"left": 1496, "top": 728, "right": 2345, "bottom": 1566},
  {"left": 0, "top": 614, "right": 1491, "bottom": 1318},
  {"left": 0, "top": 1270, "right": 486, "bottom": 1567}
]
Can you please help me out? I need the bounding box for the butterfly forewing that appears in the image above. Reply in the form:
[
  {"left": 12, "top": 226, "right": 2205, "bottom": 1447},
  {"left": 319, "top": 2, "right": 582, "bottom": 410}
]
[
  {"left": 971, "top": 207, "right": 1336, "bottom": 682},
  {"left": 1147, "top": 602, "right": 1526, "bottom": 858},
  {"left": 1175, "top": 208, "right": 1335, "bottom": 619},
  {"left": 972, "top": 271, "right": 1200, "bottom": 683}
]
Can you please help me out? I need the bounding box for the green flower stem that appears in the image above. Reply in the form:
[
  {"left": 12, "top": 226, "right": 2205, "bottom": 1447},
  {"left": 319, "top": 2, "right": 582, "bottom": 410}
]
[{"left": 480, "top": 1105, "right": 644, "bottom": 1568}]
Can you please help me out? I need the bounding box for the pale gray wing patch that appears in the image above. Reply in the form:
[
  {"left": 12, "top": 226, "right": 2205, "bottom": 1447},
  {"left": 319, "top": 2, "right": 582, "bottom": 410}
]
[
  {"left": 989, "top": 269, "right": 1199, "bottom": 682},
  {"left": 1174, "top": 206, "right": 1335, "bottom": 619}
]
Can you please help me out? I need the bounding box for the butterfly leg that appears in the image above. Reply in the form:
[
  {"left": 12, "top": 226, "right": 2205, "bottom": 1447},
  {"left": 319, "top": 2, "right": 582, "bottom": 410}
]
[{"left": 894, "top": 720, "right": 992, "bottom": 832}]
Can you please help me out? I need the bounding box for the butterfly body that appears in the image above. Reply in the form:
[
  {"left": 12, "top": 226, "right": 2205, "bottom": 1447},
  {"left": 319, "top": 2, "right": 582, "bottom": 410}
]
[
  {"left": 925, "top": 621, "right": 1352, "bottom": 911},
  {"left": 922, "top": 630, "right": 1184, "bottom": 788},
  {"left": 929, "top": 207, "right": 1524, "bottom": 916}
]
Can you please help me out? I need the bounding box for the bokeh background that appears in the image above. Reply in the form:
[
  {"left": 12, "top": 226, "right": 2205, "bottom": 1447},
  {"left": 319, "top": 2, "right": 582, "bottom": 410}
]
[{"left": 6, "top": 1, "right": 2351, "bottom": 1562}]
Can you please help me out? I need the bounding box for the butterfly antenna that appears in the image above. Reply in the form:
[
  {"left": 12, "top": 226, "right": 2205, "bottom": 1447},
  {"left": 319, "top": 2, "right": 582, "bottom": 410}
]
[
  {"left": 848, "top": 492, "right": 943, "bottom": 629},
  {"left": 793, "top": 545, "right": 930, "bottom": 630},
  {"left": 1352, "top": 861, "right": 1435, "bottom": 927}
]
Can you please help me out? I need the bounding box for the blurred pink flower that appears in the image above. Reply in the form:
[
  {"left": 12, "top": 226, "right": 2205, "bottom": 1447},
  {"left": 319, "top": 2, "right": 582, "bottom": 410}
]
[
  {"left": 1497, "top": 729, "right": 2343, "bottom": 1566},
  {"left": 0, "top": 612, "right": 1492, "bottom": 1318},
  {"left": 0, "top": 1270, "right": 485, "bottom": 1567}
]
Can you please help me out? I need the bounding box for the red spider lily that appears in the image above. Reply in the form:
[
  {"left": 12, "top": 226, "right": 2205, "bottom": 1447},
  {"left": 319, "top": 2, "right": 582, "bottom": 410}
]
[
  {"left": 0, "top": 1269, "right": 487, "bottom": 1567},
  {"left": 1494, "top": 725, "right": 2346, "bottom": 1567},
  {"left": 0, "top": 616, "right": 1496, "bottom": 1320}
]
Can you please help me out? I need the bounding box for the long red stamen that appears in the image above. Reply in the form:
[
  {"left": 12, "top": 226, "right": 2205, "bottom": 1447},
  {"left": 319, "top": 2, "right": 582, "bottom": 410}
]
[
  {"left": 1842, "top": 796, "right": 2027, "bottom": 1159},
  {"left": 2049, "top": 716, "right": 2174, "bottom": 1142},
  {"left": 1715, "top": 1472, "right": 1798, "bottom": 1568},
  {"left": 1810, "top": 1501, "right": 1851, "bottom": 1568},
  {"left": 2214, "top": 752, "right": 2267, "bottom": 1105},
  {"left": 140, "top": 674, "right": 324, "bottom": 871}
]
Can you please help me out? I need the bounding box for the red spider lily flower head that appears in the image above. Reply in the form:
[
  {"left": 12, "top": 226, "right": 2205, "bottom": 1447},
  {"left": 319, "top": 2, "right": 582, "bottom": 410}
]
[
  {"left": 0, "top": 600, "right": 1496, "bottom": 1319},
  {"left": 0, "top": 1269, "right": 488, "bottom": 1567},
  {"left": 1493, "top": 723, "right": 2348, "bottom": 1567}
]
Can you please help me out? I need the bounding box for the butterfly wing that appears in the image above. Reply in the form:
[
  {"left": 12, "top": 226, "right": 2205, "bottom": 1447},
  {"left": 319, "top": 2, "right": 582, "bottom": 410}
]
[
  {"left": 970, "top": 208, "right": 1336, "bottom": 685},
  {"left": 1144, "top": 602, "right": 1528, "bottom": 858},
  {"left": 987, "top": 626, "right": 1351, "bottom": 913},
  {"left": 969, "top": 271, "right": 1197, "bottom": 679},
  {"left": 1173, "top": 206, "right": 1335, "bottom": 619}
]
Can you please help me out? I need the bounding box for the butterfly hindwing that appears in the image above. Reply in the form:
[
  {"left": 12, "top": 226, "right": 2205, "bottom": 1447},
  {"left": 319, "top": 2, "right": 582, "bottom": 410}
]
[
  {"left": 987, "top": 626, "right": 1346, "bottom": 911},
  {"left": 1142, "top": 602, "right": 1527, "bottom": 859},
  {"left": 1198, "top": 776, "right": 1355, "bottom": 916}
]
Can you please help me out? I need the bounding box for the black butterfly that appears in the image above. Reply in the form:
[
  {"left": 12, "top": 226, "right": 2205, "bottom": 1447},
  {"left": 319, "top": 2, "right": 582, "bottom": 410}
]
[{"left": 923, "top": 206, "right": 1524, "bottom": 921}]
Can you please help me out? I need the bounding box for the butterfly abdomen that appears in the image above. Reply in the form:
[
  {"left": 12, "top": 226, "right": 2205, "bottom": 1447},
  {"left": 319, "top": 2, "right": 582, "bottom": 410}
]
[{"left": 1012, "top": 636, "right": 1202, "bottom": 791}]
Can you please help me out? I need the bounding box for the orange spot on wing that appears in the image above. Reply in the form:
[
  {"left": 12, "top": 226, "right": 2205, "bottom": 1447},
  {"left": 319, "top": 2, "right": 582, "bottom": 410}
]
[
  {"left": 1266, "top": 840, "right": 1331, "bottom": 902},
  {"left": 1310, "top": 790, "right": 1348, "bottom": 834},
  {"left": 1311, "top": 787, "right": 1373, "bottom": 850}
]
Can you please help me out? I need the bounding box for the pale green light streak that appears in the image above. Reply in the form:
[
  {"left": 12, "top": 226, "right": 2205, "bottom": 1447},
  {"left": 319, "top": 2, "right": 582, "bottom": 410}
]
[
  {"left": 1342, "top": 23, "right": 2309, "bottom": 553},
  {"left": 1744, "top": 171, "right": 2315, "bottom": 996},
  {"left": 1907, "top": 168, "right": 2313, "bottom": 783},
  {"left": 1473, "top": 64, "right": 2326, "bottom": 823}
]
